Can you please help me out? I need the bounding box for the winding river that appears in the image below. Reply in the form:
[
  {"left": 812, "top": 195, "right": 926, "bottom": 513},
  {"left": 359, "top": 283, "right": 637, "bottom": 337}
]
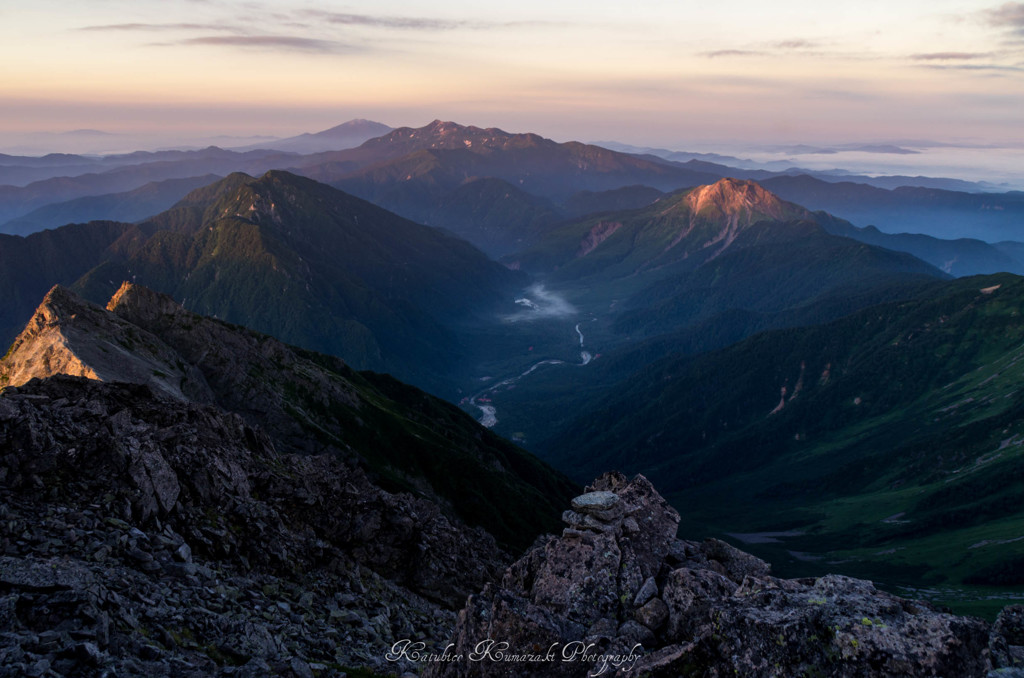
[{"left": 467, "top": 316, "right": 594, "bottom": 428}]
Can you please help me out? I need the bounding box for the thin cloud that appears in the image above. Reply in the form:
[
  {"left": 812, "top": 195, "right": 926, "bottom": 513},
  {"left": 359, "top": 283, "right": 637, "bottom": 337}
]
[
  {"left": 307, "top": 11, "right": 462, "bottom": 31},
  {"left": 981, "top": 2, "right": 1024, "bottom": 42},
  {"left": 702, "top": 49, "right": 765, "bottom": 58},
  {"left": 79, "top": 23, "right": 234, "bottom": 32},
  {"left": 984, "top": 2, "right": 1024, "bottom": 28},
  {"left": 772, "top": 39, "right": 818, "bottom": 50},
  {"left": 178, "top": 35, "right": 352, "bottom": 53},
  {"left": 301, "top": 10, "right": 565, "bottom": 32},
  {"left": 917, "top": 62, "right": 1024, "bottom": 73},
  {"left": 911, "top": 52, "right": 992, "bottom": 60},
  {"left": 702, "top": 39, "right": 828, "bottom": 59}
]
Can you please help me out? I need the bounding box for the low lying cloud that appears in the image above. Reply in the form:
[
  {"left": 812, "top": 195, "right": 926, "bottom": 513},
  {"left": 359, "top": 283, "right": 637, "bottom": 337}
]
[{"left": 504, "top": 284, "right": 576, "bottom": 323}]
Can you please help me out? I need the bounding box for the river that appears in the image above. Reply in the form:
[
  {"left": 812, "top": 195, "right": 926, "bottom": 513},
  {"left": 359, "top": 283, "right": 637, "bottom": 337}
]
[{"left": 467, "top": 316, "right": 594, "bottom": 428}]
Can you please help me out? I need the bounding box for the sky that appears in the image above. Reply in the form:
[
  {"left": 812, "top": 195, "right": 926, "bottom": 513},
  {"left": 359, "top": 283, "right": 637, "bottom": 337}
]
[{"left": 2, "top": 0, "right": 1023, "bottom": 159}]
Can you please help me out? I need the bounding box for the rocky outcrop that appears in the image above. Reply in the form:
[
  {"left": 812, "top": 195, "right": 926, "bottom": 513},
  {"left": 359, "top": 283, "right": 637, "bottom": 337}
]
[
  {"left": 428, "top": 472, "right": 1008, "bottom": 677},
  {"left": 0, "top": 375, "right": 505, "bottom": 676},
  {"left": 0, "top": 375, "right": 504, "bottom": 604},
  {"left": 0, "top": 285, "right": 213, "bottom": 403}
]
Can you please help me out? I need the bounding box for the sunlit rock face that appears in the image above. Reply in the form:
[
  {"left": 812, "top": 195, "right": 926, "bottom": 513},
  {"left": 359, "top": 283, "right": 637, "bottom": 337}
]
[{"left": 0, "top": 284, "right": 214, "bottom": 403}]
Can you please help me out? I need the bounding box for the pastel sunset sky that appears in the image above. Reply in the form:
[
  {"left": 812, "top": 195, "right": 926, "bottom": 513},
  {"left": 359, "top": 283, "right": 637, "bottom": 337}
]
[{"left": 2, "top": 0, "right": 1023, "bottom": 149}]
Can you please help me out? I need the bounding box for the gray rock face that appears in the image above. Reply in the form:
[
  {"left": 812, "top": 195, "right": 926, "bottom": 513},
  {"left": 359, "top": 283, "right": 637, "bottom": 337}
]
[
  {"left": 570, "top": 491, "right": 620, "bottom": 513},
  {"left": 991, "top": 605, "right": 1024, "bottom": 671},
  {"left": 427, "top": 472, "right": 999, "bottom": 678},
  {"left": 0, "top": 375, "right": 506, "bottom": 677}
]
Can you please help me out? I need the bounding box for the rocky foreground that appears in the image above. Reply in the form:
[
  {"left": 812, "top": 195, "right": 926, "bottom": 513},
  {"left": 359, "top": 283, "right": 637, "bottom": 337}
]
[
  {"left": 429, "top": 473, "right": 1024, "bottom": 678},
  {"left": 2, "top": 377, "right": 1023, "bottom": 677},
  {"left": 0, "top": 376, "right": 498, "bottom": 677}
]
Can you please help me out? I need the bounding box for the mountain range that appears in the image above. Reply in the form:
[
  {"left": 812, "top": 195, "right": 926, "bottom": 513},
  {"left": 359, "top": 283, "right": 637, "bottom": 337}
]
[
  {"left": 3, "top": 121, "right": 1024, "bottom": 624},
  {"left": 6, "top": 119, "right": 1022, "bottom": 279},
  {"left": 760, "top": 174, "right": 1024, "bottom": 243},
  {"left": 505, "top": 179, "right": 944, "bottom": 341}
]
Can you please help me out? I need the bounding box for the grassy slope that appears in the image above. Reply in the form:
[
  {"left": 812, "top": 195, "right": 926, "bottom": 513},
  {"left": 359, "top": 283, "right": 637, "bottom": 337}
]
[{"left": 540, "top": 273, "right": 1024, "bottom": 615}]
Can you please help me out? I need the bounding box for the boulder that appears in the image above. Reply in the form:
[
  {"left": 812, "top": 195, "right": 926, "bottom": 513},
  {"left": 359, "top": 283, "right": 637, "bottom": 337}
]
[{"left": 426, "top": 472, "right": 996, "bottom": 678}]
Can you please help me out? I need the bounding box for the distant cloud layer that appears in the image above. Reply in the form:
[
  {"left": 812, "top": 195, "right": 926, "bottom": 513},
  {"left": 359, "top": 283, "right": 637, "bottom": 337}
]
[{"left": 76, "top": 8, "right": 564, "bottom": 57}]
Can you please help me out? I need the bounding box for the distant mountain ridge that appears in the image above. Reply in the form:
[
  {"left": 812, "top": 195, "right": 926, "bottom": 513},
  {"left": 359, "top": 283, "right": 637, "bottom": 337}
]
[
  {"left": 507, "top": 178, "right": 942, "bottom": 288},
  {"left": 0, "top": 174, "right": 221, "bottom": 236},
  {"left": 761, "top": 174, "right": 1024, "bottom": 242},
  {"left": 5, "top": 120, "right": 1024, "bottom": 277},
  {"left": 232, "top": 118, "right": 393, "bottom": 154},
  {"left": 0, "top": 147, "right": 300, "bottom": 227}
]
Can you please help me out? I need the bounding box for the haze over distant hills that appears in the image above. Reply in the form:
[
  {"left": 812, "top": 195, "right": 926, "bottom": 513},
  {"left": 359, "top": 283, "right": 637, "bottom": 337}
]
[
  {"left": 230, "top": 119, "right": 394, "bottom": 154},
  {"left": 4, "top": 120, "right": 1023, "bottom": 274}
]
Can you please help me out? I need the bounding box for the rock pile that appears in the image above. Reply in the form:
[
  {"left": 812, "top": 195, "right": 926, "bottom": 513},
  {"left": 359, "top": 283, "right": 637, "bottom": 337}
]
[
  {"left": 428, "top": 472, "right": 1023, "bottom": 677},
  {"left": 0, "top": 375, "right": 505, "bottom": 677}
]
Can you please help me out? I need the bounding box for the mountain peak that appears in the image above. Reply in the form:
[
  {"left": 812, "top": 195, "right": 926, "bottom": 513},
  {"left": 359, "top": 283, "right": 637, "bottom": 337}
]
[
  {"left": 106, "top": 281, "right": 184, "bottom": 319},
  {"left": 424, "top": 119, "right": 466, "bottom": 134},
  {"left": 315, "top": 119, "right": 392, "bottom": 137},
  {"left": 683, "top": 178, "right": 796, "bottom": 220}
]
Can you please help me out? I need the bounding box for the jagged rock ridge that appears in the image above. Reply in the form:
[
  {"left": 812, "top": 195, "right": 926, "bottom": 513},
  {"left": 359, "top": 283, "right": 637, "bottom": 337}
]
[
  {"left": 1, "top": 285, "right": 213, "bottom": 402},
  {"left": 428, "top": 472, "right": 1024, "bottom": 677},
  {"left": 1, "top": 283, "right": 578, "bottom": 552}
]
